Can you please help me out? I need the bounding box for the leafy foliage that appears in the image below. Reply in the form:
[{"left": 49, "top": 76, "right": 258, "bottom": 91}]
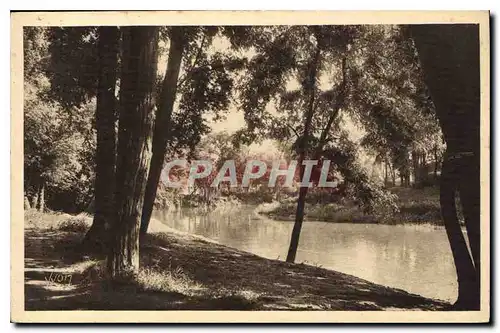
[
  {"left": 24, "top": 27, "right": 96, "bottom": 212},
  {"left": 161, "top": 27, "right": 245, "bottom": 157},
  {"left": 234, "top": 25, "right": 402, "bottom": 213},
  {"left": 45, "top": 27, "right": 100, "bottom": 108},
  {"left": 347, "top": 26, "right": 444, "bottom": 183}
]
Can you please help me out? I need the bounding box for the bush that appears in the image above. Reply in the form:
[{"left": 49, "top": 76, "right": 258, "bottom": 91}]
[
  {"left": 57, "top": 215, "right": 91, "bottom": 232},
  {"left": 261, "top": 186, "right": 444, "bottom": 225},
  {"left": 24, "top": 209, "right": 67, "bottom": 229},
  {"left": 25, "top": 210, "right": 92, "bottom": 232}
]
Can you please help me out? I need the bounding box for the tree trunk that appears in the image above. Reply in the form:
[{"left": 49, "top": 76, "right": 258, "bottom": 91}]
[
  {"left": 457, "top": 151, "right": 481, "bottom": 308},
  {"left": 390, "top": 162, "right": 396, "bottom": 187},
  {"left": 400, "top": 150, "right": 411, "bottom": 187},
  {"left": 286, "top": 44, "right": 321, "bottom": 263},
  {"left": 141, "top": 27, "right": 185, "bottom": 235},
  {"left": 434, "top": 145, "right": 439, "bottom": 180},
  {"left": 409, "top": 24, "right": 480, "bottom": 309},
  {"left": 286, "top": 163, "right": 309, "bottom": 263},
  {"left": 31, "top": 185, "right": 39, "bottom": 209},
  {"left": 440, "top": 155, "right": 478, "bottom": 308},
  {"left": 82, "top": 26, "right": 120, "bottom": 254},
  {"left": 384, "top": 159, "right": 389, "bottom": 186},
  {"left": 107, "top": 26, "right": 159, "bottom": 279},
  {"left": 411, "top": 151, "right": 419, "bottom": 186},
  {"left": 421, "top": 152, "right": 428, "bottom": 184},
  {"left": 37, "top": 182, "right": 45, "bottom": 212},
  {"left": 24, "top": 196, "right": 31, "bottom": 210}
]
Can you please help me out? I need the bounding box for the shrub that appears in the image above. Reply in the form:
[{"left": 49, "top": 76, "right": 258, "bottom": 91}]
[{"left": 57, "top": 214, "right": 92, "bottom": 232}]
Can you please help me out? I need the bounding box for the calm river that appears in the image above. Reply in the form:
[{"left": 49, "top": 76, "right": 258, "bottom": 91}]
[{"left": 153, "top": 205, "right": 457, "bottom": 302}]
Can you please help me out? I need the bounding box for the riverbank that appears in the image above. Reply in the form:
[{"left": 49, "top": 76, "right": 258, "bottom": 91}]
[
  {"left": 24, "top": 210, "right": 449, "bottom": 310},
  {"left": 257, "top": 186, "right": 444, "bottom": 225}
]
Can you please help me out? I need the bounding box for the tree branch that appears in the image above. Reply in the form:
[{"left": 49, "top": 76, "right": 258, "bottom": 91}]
[
  {"left": 315, "top": 56, "right": 348, "bottom": 155},
  {"left": 176, "top": 34, "right": 207, "bottom": 88},
  {"left": 285, "top": 123, "right": 301, "bottom": 138}
]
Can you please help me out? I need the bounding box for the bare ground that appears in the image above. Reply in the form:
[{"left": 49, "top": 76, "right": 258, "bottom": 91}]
[{"left": 24, "top": 212, "right": 450, "bottom": 311}]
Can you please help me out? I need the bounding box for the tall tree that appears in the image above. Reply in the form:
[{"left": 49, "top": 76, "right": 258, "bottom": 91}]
[
  {"left": 81, "top": 27, "right": 120, "bottom": 253},
  {"left": 285, "top": 34, "right": 322, "bottom": 263},
  {"left": 140, "top": 27, "right": 186, "bottom": 234},
  {"left": 107, "top": 27, "right": 159, "bottom": 278},
  {"left": 233, "top": 26, "right": 355, "bottom": 262},
  {"left": 45, "top": 27, "right": 125, "bottom": 249},
  {"left": 232, "top": 26, "right": 398, "bottom": 262},
  {"left": 408, "top": 24, "right": 481, "bottom": 310},
  {"left": 139, "top": 27, "right": 239, "bottom": 234}
]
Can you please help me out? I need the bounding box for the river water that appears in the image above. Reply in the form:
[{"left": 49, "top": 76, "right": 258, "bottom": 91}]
[{"left": 153, "top": 205, "right": 457, "bottom": 302}]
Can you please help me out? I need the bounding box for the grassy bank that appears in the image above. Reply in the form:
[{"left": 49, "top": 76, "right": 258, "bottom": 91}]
[
  {"left": 24, "top": 210, "right": 448, "bottom": 310},
  {"left": 258, "top": 187, "right": 443, "bottom": 225}
]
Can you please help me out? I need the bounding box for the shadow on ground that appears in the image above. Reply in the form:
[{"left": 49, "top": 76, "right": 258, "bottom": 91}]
[{"left": 24, "top": 225, "right": 450, "bottom": 311}]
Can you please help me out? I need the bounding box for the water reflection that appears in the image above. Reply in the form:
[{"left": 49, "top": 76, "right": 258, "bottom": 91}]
[{"left": 153, "top": 205, "right": 457, "bottom": 302}]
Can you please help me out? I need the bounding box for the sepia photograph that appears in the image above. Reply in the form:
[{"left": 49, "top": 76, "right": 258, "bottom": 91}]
[{"left": 10, "top": 11, "right": 490, "bottom": 323}]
